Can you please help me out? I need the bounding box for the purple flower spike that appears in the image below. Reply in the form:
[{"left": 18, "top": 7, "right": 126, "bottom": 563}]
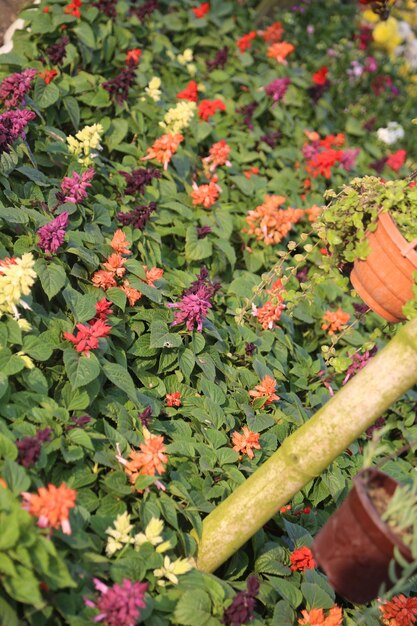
[
  {"left": 0, "top": 69, "right": 37, "bottom": 109},
  {"left": 167, "top": 267, "right": 220, "bottom": 333},
  {"left": 37, "top": 211, "right": 69, "bottom": 254},
  {"left": 60, "top": 168, "right": 95, "bottom": 203},
  {"left": 117, "top": 202, "right": 157, "bottom": 230},
  {"left": 85, "top": 578, "right": 148, "bottom": 626},
  {"left": 17, "top": 428, "right": 52, "bottom": 468},
  {"left": 264, "top": 77, "right": 291, "bottom": 105},
  {"left": 222, "top": 575, "right": 260, "bottom": 626},
  {"left": 120, "top": 167, "right": 161, "bottom": 196},
  {"left": 103, "top": 67, "right": 136, "bottom": 104},
  {"left": 46, "top": 36, "right": 69, "bottom": 65},
  {"left": 0, "top": 109, "right": 36, "bottom": 155}
]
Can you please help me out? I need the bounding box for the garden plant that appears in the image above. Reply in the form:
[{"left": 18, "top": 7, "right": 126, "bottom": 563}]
[{"left": 1, "top": 0, "right": 417, "bottom": 625}]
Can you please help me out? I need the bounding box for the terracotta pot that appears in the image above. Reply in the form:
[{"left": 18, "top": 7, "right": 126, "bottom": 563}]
[
  {"left": 350, "top": 212, "right": 417, "bottom": 323},
  {"left": 312, "top": 468, "right": 412, "bottom": 604}
]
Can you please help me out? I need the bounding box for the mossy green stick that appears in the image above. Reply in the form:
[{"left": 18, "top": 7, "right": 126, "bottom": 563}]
[{"left": 196, "top": 319, "right": 417, "bottom": 573}]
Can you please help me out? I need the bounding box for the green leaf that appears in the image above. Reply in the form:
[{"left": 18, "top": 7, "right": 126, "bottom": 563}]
[
  {"left": 33, "top": 81, "right": 60, "bottom": 108},
  {"left": 179, "top": 348, "right": 195, "bottom": 378},
  {"left": 106, "top": 287, "right": 127, "bottom": 311},
  {"left": 185, "top": 225, "right": 213, "bottom": 261},
  {"left": 0, "top": 434, "right": 17, "bottom": 461},
  {"left": 16, "top": 166, "right": 49, "bottom": 186},
  {"left": 102, "top": 360, "right": 137, "bottom": 403},
  {"left": 174, "top": 589, "right": 216, "bottom": 626},
  {"left": 268, "top": 578, "right": 303, "bottom": 608},
  {"left": 63, "top": 349, "right": 100, "bottom": 389},
  {"left": 3, "top": 460, "right": 30, "bottom": 496},
  {"left": 22, "top": 335, "right": 53, "bottom": 361},
  {"left": 301, "top": 582, "right": 335, "bottom": 610},
  {"left": 150, "top": 320, "right": 182, "bottom": 349},
  {"left": 74, "top": 22, "right": 96, "bottom": 48},
  {"left": 35, "top": 259, "right": 67, "bottom": 299},
  {"left": 63, "top": 287, "right": 97, "bottom": 323},
  {"left": 230, "top": 175, "right": 254, "bottom": 196},
  {"left": 63, "top": 96, "right": 80, "bottom": 130},
  {"left": 106, "top": 119, "right": 129, "bottom": 152}
]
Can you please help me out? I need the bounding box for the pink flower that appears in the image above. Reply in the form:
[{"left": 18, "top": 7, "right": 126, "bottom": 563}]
[
  {"left": 37, "top": 211, "right": 69, "bottom": 254},
  {"left": 85, "top": 578, "right": 148, "bottom": 626},
  {"left": 60, "top": 168, "right": 95, "bottom": 203}
]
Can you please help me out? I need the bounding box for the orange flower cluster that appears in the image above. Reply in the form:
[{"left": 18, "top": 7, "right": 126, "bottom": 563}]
[
  {"left": 232, "top": 426, "right": 261, "bottom": 459},
  {"left": 191, "top": 179, "right": 221, "bottom": 209},
  {"left": 22, "top": 483, "right": 77, "bottom": 535},
  {"left": 39, "top": 69, "right": 57, "bottom": 84},
  {"left": 261, "top": 21, "right": 283, "bottom": 43},
  {"left": 253, "top": 279, "right": 286, "bottom": 330},
  {"left": 143, "top": 265, "right": 164, "bottom": 286},
  {"left": 267, "top": 42, "right": 295, "bottom": 64},
  {"left": 379, "top": 594, "right": 417, "bottom": 626},
  {"left": 202, "top": 139, "right": 231, "bottom": 173},
  {"left": 249, "top": 375, "right": 280, "bottom": 405},
  {"left": 244, "top": 166, "right": 259, "bottom": 179},
  {"left": 125, "top": 48, "right": 142, "bottom": 66},
  {"left": 244, "top": 195, "right": 304, "bottom": 245},
  {"left": 304, "top": 205, "right": 322, "bottom": 222},
  {"left": 298, "top": 606, "right": 343, "bottom": 626},
  {"left": 92, "top": 230, "right": 142, "bottom": 306},
  {"left": 142, "top": 133, "right": 184, "bottom": 171},
  {"left": 118, "top": 429, "right": 168, "bottom": 488},
  {"left": 290, "top": 546, "right": 316, "bottom": 572},
  {"left": 166, "top": 392, "right": 181, "bottom": 407},
  {"left": 321, "top": 309, "right": 350, "bottom": 335}
]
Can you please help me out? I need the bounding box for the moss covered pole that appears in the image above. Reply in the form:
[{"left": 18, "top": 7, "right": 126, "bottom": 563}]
[{"left": 196, "top": 318, "right": 417, "bottom": 573}]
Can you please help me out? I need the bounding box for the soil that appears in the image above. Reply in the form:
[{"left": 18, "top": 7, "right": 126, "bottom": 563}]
[
  {"left": 367, "top": 484, "right": 392, "bottom": 517},
  {"left": 0, "top": 0, "right": 26, "bottom": 46}
]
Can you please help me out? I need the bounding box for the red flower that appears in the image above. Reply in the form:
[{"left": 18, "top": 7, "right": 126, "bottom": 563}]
[
  {"left": 237, "top": 32, "right": 257, "bottom": 53},
  {"left": 192, "top": 2, "right": 210, "bottom": 18},
  {"left": 312, "top": 66, "right": 328, "bottom": 86},
  {"left": 38, "top": 69, "right": 58, "bottom": 84},
  {"left": 63, "top": 319, "right": 111, "bottom": 355},
  {"left": 198, "top": 99, "right": 226, "bottom": 121},
  {"left": 176, "top": 80, "right": 198, "bottom": 102},
  {"left": 290, "top": 546, "right": 316, "bottom": 572},
  {"left": 166, "top": 392, "right": 181, "bottom": 407},
  {"left": 379, "top": 594, "right": 417, "bottom": 626},
  {"left": 95, "top": 298, "right": 113, "bottom": 321},
  {"left": 125, "top": 49, "right": 142, "bottom": 66},
  {"left": 64, "top": 0, "right": 81, "bottom": 17},
  {"left": 306, "top": 149, "right": 344, "bottom": 178},
  {"left": 386, "top": 149, "right": 407, "bottom": 172},
  {"left": 42, "top": 6, "right": 50, "bottom": 12}
]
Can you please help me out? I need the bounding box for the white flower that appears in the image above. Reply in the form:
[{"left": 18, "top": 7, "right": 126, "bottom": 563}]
[
  {"left": 105, "top": 512, "right": 135, "bottom": 557},
  {"left": 153, "top": 556, "right": 195, "bottom": 586},
  {"left": 376, "top": 122, "right": 405, "bottom": 145},
  {"left": 134, "top": 517, "right": 164, "bottom": 548},
  {"left": 145, "top": 76, "right": 162, "bottom": 102},
  {"left": 177, "top": 49, "right": 193, "bottom": 65}
]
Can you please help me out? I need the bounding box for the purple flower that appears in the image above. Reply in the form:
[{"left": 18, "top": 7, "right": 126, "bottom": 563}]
[
  {"left": 260, "top": 130, "right": 281, "bottom": 148},
  {"left": 66, "top": 415, "right": 92, "bottom": 431},
  {"left": 366, "top": 416, "right": 385, "bottom": 439},
  {"left": 117, "top": 202, "right": 157, "bottom": 230},
  {"left": 370, "top": 156, "right": 388, "bottom": 174},
  {"left": 302, "top": 140, "right": 321, "bottom": 160},
  {"left": 46, "top": 36, "right": 69, "bottom": 65},
  {"left": 353, "top": 302, "right": 370, "bottom": 316},
  {"left": 37, "top": 211, "right": 69, "bottom": 254},
  {"left": 264, "top": 77, "right": 290, "bottom": 105},
  {"left": 365, "top": 56, "right": 378, "bottom": 73},
  {"left": 93, "top": 0, "right": 117, "bottom": 17},
  {"left": 206, "top": 46, "right": 229, "bottom": 71},
  {"left": 167, "top": 268, "right": 220, "bottom": 333},
  {"left": 16, "top": 428, "right": 52, "bottom": 468},
  {"left": 0, "top": 69, "right": 37, "bottom": 109},
  {"left": 342, "top": 347, "right": 377, "bottom": 385},
  {"left": 85, "top": 578, "right": 148, "bottom": 626},
  {"left": 138, "top": 406, "right": 152, "bottom": 427},
  {"left": 129, "top": 0, "right": 159, "bottom": 21},
  {"left": 363, "top": 116, "right": 376, "bottom": 132},
  {"left": 103, "top": 67, "right": 136, "bottom": 104},
  {"left": 60, "top": 168, "right": 95, "bottom": 204},
  {"left": 245, "top": 342, "right": 256, "bottom": 356},
  {"left": 222, "top": 576, "right": 260, "bottom": 626},
  {"left": 308, "top": 84, "right": 327, "bottom": 104},
  {"left": 340, "top": 148, "right": 360, "bottom": 172},
  {"left": 197, "top": 225, "right": 212, "bottom": 239},
  {"left": 236, "top": 102, "right": 257, "bottom": 130},
  {"left": 296, "top": 266, "right": 309, "bottom": 283},
  {"left": 0, "top": 109, "right": 36, "bottom": 155},
  {"left": 120, "top": 167, "right": 161, "bottom": 196}
]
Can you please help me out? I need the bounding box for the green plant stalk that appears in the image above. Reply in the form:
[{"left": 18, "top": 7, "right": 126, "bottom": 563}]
[{"left": 196, "top": 318, "right": 417, "bottom": 572}]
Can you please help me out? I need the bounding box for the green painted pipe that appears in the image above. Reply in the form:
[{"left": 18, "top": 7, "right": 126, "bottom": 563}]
[{"left": 196, "top": 318, "right": 417, "bottom": 572}]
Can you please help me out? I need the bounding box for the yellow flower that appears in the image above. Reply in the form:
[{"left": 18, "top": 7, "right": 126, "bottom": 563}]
[
  {"left": 17, "top": 318, "right": 32, "bottom": 332},
  {"left": 145, "top": 76, "right": 162, "bottom": 102},
  {"left": 67, "top": 123, "right": 104, "bottom": 166},
  {"left": 178, "top": 49, "right": 193, "bottom": 65},
  {"left": 363, "top": 9, "right": 379, "bottom": 22},
  {"left": 187, "top": 63, "right": 197, "bottom": 76},
  {"left": 159, "top": 101, "right": 196, "bottom": 134},
  {"left": 134, "top": 517, "right": 164, "bottom": 548},
  {"left": 105, "top": 512, "right": 134, "bottom": 557},
  {"left": 153, "top": 556, "right": 194, "bottom": 586},
  {"left": 17, "top": 352, "right": 34, "bottom": 369},
  {"left": 0, "top": 253, "right": 36, "bottom": 318},
  {"left": 373, "top": 17, "right": 402, "bottom": 54}
]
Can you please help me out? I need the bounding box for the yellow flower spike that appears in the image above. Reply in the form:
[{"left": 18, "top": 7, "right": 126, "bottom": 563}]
[
  {"left": 159, "top": 101, "right": 196, "bottom": 134},
  {"left": 105, "top": 512, "right": 135, "bottom": 557},
  {"left": 17, "top": 319, "right": 32, "bottom": 332},
  {"left": 145, "top": 76, "right": 162, "bottom": 102},
  {"left": 155, "top": 540, "right": 172, "bottom": 553},
  {"left": 17, "top": 352, "right": 34, "bottom": 369},
  {"left": 67, "top": 123, "right": 104, "bottom": 166},
  {"left": 0, "top": 253, "right": 36, "bottom": 318},
  {"left": 187, "top": 63, "right": 197, "bottom": 76}
]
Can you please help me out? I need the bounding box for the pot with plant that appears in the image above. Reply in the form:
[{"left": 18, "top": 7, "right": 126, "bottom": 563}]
[
  {"left": 317, "top": 176, "right": 417, "bottom": 323},
  {"left": 312, "top": 467, "right": 416, "bottom": 604}
]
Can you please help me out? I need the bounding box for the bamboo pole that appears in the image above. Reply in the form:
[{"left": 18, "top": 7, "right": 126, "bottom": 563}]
[{"left": 196, "top": 318, "right": 417, "bottom": 572}]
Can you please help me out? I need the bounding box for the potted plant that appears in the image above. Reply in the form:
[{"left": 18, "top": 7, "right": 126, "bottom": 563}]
[
  {"left": 312, "top": 466, "right": 416, "bottom": 604},
  {"left": 317, "top": 176, "right": 417, "bottom": 323}
]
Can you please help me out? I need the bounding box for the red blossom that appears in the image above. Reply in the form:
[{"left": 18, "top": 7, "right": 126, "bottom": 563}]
[
  {"left": 125, "top": 49, "right": 142, "bottom": 66},
  {"left": 192, "top": 2, "right": 210, "bottom": 18},
  {"left": 237, "top": 32, "right": 257, "bottom": 53},
  {"left": 198, "top": 99, "right": 226, "bottom": 121},
  {"left": 38, "top": 69, "right": 58, "bottom": 84},
  {"left": 166, "top": 392, "right": 181, "bottom": 407},
  {"left": 64, "top": 0, "right": 81, "bottom": 17},
  {"left": 312, "top": 66, "right": 328, "bottom": 86},
  {"left": 386, "top": 149, "right": 407, "bottom": 172},
  {"left": 63, "top": 319, "right": 111, "bottom": 355},
  {"left": 290, "top": 546, "right": 316, "bottom": 572},
  {"left": 176, "top": 80, "right": 199, "bottom": 102}
]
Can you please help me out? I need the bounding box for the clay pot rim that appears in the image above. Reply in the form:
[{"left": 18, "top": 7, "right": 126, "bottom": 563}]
[
  {"left": 377, "top": 211, "right": 417, "bottom": 265},
  {"left": 353, "top": 467, "right": 412, "bottom": 560}
]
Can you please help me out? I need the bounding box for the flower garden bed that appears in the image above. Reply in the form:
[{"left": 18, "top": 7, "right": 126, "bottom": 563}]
[{"left": 0, "top": 0, "right": 417, "bottom": 624}]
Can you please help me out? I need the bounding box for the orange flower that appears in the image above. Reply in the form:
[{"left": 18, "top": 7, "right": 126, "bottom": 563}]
[
  {"left": 0, "top": 478, "right": 7, "bottom": 488},
  {"left": 120, "top": 280, "right": 142, "bottom": 306},
  {"left": 304, "top": 205, "right": 322, "bottom": 222},
  {"left": 321, "top": 309, "right": 350, "bottom": 335},
  {"left": 125, "top": 48, "right": 142, "bottom": 65},
  {"left": 118, "top": 428, "right": 168, "bottom": 488},
  {"left": 191, "top": 180, "right": 221, "bottom": 208},
  {"left": 166, "top": 392, "right": 181, "bottom": 407},
  {"left": 232, "top": 426, "right": 261, "bottom": 459},
  {"left": 92, "top": 269, "right": 117, "bottom": 290},
  {"left": 290, "top": 546, "right": 316, "bottom": 572},
  {"left": 203, "top": 140, "right": 231, "bottom": 172},
  {"left": 249, "top": 375, "right": 280, "bottom": 405},
  {"left": 380, "top": 594, "right": 417, "bottom": 626},
  {"left": 244, "top": 166, "right": 259, "bottom": 179},
  {"left": 244, "top": 195, "right": 303, "bottom": 245},
  {"left": 111, "top": 229, "right": 131, "bottom": 255},
  {"left": 38, "top": 69, "right": 57, "bottom": 84},
  {"left": 267, "top": 42, "right": 295, "bottom": 64},
  {"left": 254, "top": 300, "right": 285, "bottom": 330},
  {"left": 261, "top": 21, "right": 284, "bottom": 43},
  {"left": 103, "top": 253, "right": 126, "bottom": 277},
  {"left": 141, "top": 133, "right": 184, "bottom": 171},
  {"left": 22, "top": 483, "right": 77, "bottom": 535},
  {"left": 304, "top": 130, "right": 320, "bottom": 142},
  {"left": 298, "top": 606, "right": 343, "bottom": 626},
  {"left": 144, "top": 266, "right": 164, "bottom": 285}
]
